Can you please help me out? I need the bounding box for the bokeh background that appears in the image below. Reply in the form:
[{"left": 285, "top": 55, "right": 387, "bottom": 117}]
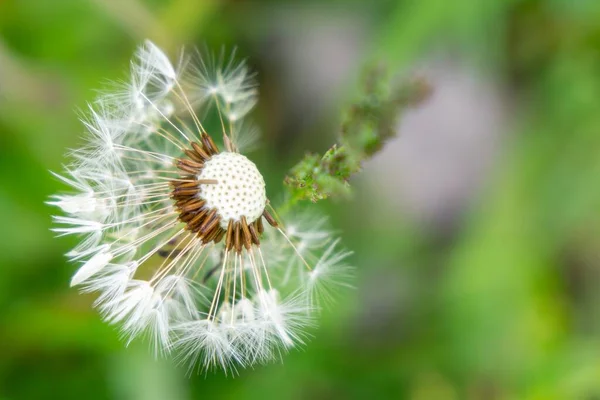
[{"left": 2, "top": 0, "right": 600, "bottom": 399}]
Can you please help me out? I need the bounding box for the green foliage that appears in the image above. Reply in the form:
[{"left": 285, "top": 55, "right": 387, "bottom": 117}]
[{"left": 284, "top": 67, "right": 431, "bottom": 203}]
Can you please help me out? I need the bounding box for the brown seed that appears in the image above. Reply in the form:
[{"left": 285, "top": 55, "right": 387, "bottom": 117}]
[
  {"left": 191, "top": 142, "right": 210, "bottom": 160},
  {"left": 225, "top": 220, "right": 234, "bottom": 251},
  {"left": 174, "top": 175, "right": 197, "bottom": 183},
  {"left": 198, "top": 208, "right": 216, "bottom": 226},
  {"left": 248, "top": 222, "right": 260, "bottom": 245},
  {"left": 201, "top": 223, "right": 222, "bottom": 243},
  {"left": 201, "top": 133, "right": 219, "bottom": 155},
  {"left": 173, "top": 188, "right": 199, "bottom": 197},
  {"left": 175, "top": 199, "right": 189, "bottom": 207},
  {"left": 172, "top": 193, "right": 191, "bottom": 202},
  {"left": 234, "top": 222, "right": 242, "bottom": 253},
  {"left": 263, "top": 210, "right": 278, "bottom": 227},
  {"left": 187, "top": 208, "right": 209, "bottom": 229},
  {"left": 179, "top": 212, "right": 195, "bottom": 223},
  {"left": 176, "top": 162, "right": 201, "bottom": 174},
  {"left": 178, "top": 158, "right": 204, "bottom": 169},
  {"left": 240, "top": 216, "right": 252, "bottom": 250},
  {"left": 184, "top": 149, "right": 204, "bottom": 163},
  {"left": 256, "top": 218, "right": 264, "bottom": 234},
  {"left": 214, "top": 229, "right": 226, "bottom": 244},
  {"left": 199, "top": 212, "right": 219, "bottom": 234},
  {"left": 171, "top": 194, "right": 190, "bottom": 202},
  {"left": 180, "top": 199, "right": 205, "bottom": 213},
  {"left": 201, "top": 227, "right": 215, "bottom": 243},
  {"left": 172, "top": 181, "right": 200, "bottom": 189}
]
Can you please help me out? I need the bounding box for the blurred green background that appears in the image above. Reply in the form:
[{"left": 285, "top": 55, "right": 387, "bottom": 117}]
[{"left": 2, "top": 0, "right": 600, "bottom": 399}]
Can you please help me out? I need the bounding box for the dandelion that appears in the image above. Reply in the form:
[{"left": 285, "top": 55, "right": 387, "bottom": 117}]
[{"left": 49, "top": 40, "right": 351, "bottom": 372}]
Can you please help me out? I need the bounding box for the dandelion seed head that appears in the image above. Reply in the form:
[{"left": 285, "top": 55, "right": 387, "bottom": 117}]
[
  {"left": 197, "top": 152, "right": 266, "bottom": 229},
  {"left": 49, "top": 40, "right": 352, "bottom": 373}
]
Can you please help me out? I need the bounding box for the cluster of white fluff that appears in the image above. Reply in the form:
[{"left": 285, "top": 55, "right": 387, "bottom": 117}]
[{"left": 49, "top": 40, "right": 351, "bottom": 373}]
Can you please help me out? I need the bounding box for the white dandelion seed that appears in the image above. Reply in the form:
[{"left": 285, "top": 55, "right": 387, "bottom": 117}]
[{"left": 50, "top": 40, "right": 351, "bottom": 373}]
